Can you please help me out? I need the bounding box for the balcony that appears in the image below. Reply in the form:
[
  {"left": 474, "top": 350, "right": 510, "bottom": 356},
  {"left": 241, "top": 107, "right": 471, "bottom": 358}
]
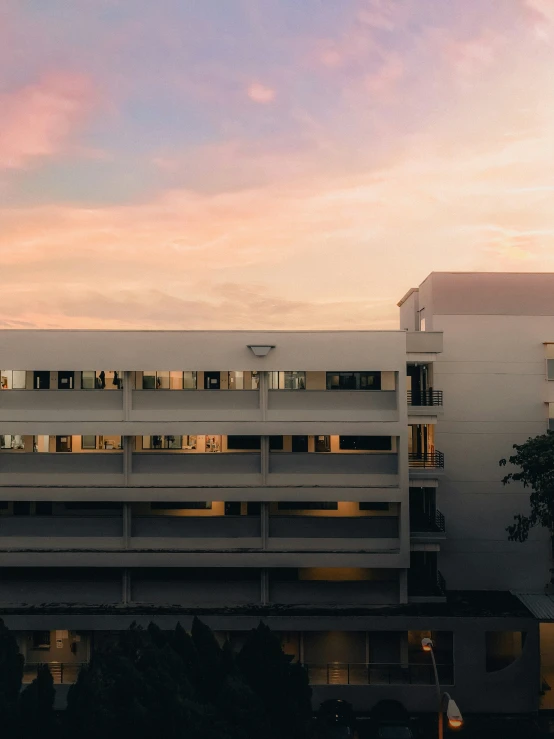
[
  {"left": 407, "top": 390, "right": 443, "bottom": 407},
  {"left": 304, "top": 662, "right": 454, "bottom": 686},
  {"left": 0, "top": 389, "right": 123, "bottom": 421},
  {"left": 409, "top": 570, "right": 447, "bottom": 600},
  {"left": 0, "top": 515, "right": 123, "bottom": 549},
  {"left": 410, "top": 509, "right": 446, "bottom": 540},
  {"left": 406, "top": 332, "right": 443, "bottom": 354},
  {"left": 131, "top": 452, "right": 261, "bottom": 486},
  {"left": 131, "top": 515, "right": 261, "bottom": 548},
  {"left": 268, "top": 516, "right": 400, "bottom": 551},
  {"left": 0, "top": 453, "right": 124, "bottom": 486},
  {"left": 267, "top": 390, "right": 397, "bottom": 422},
  {"left": 131, "top": 389, "right": 260, "bottom": 421},
  {"left": 268, "top": 452, "right": 399, "bottom": 486},
  {"left": 269, "top": 580, "right": 400, "bottom": 605},
  {"left": 408, "top": 451, "right": 444, "bottom": 477}
]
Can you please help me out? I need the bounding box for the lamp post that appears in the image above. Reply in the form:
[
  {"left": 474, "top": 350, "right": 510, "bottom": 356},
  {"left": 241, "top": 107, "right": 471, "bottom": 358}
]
[{"left": 422, "top": 638, "right": 463, "bottom": 738}]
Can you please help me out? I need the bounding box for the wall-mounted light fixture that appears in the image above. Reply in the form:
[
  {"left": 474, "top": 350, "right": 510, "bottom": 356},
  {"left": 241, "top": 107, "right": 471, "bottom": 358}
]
[{"left": 247, "top": 345, "right": 275, "bottom": 357}]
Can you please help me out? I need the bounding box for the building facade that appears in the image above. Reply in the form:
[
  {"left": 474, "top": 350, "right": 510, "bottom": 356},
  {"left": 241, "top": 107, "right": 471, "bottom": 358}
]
[{"left": 0, "top": 271, "right": 550, "bottom": 713}]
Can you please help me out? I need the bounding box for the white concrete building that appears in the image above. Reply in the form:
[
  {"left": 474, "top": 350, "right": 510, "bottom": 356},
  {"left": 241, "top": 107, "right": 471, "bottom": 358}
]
[{"left": 1, "top": 272, "right": 549, "bottom": 715}]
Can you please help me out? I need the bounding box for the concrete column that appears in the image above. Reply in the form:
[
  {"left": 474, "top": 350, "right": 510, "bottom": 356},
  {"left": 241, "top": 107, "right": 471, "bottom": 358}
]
[
  {"left": 123, "top": 370, "right": 132, "bottom": 420},
  {"left": 399, "top": 568, "right": 408, "bottom": 604},
  {"left": 122, "top": 569, "right": 131, "bottom": 604},
  {"left": 261, "top": 435, "right": 269, "bottom": 484},
  {"left": 123, "top": 503, "right": 131, "bottom": 549},
  {"left": 261, "top": 501, "right": 269, "bottom": 549},
  {"left": 261, "top": 569, "right": 269, "bottom": 605},
  {"left": 259, "top": 370, "right": 268, "bottom": 421},
  {"left": 123, "top": 435, "right": 132, "bottom": 485}
]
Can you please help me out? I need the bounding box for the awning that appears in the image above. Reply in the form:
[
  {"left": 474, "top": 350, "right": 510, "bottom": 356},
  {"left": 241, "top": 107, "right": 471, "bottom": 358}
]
[{"left": 512, "top": 592, "right": 554, "bottom": 620}]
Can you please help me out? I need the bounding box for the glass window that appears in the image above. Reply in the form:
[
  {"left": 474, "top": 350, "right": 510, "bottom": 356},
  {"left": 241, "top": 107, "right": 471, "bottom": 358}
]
[
  {"left": 268, "top": 371, "right": 306, "bottom": 390},
  {"left": 33, "top": 435, "right": 49, "bottom": 453},
  {"left": 64, "top": 502, "right": 123, "bottom": 510},
  {"left": 548, "top": 360, "right": 554, "bottom": 380},
  {"left": 277, "top": 502, "right": 338, "bottom": 510},
  {"left": 170, "top": 371, "right": 183, "bottom": 390},
  {"left": 549, "top": 419, "right": 554, "bottom": 432},
  {"left": 227, "top": 435, "right": 261, "bottom": 450},
  {"left": 326, "top": 372, "right": 381, "bottom": 390},
  {"left": 1, "top": 371, "right": 26, "bottom": 390},
  {"left": 0, "top": 435, "right": 25, "bottom": 450},
  {"left": 251, "top": 371, "right": 260, "bottom": 390},
  {"left": 35, "top": 502, "right": 53, "bottom": 515},
  {"left": 359, "top": 502, "right": 390, "bottom": 511},
  {"left": 83, "top": 371, "right": 122, "bottom": 389},
  {"left": 151, "top": 502, "right": 212, "bottom": 510},
  {"left": 81, "top": 371, "right": 96, "bottom": 389},
  {"left": 143, "top": 371, "right": 157, "bottom": 389},
  {"left": 269, "top": 436, "right": 284, "bottom": 450},
  {"left": 157, "top": 371, "right": 170, "bottom": 389},
  {"left": 32, "top": 631, "right": 51, "bottom": 649},
  {"left": 183, "top": 371, "right": 197, "bottom": 389},
  {"left": 339, "top": 436, "right": 392, "bottom": 451},
  {"left": 81, "top": 435, "right": 97, "bottom": 450},
  {"left": 228, "top": 371, "right": 244, "bottom": 390},
  {"left": 142, "top": 435, "right": 183, "bottom": 450}
]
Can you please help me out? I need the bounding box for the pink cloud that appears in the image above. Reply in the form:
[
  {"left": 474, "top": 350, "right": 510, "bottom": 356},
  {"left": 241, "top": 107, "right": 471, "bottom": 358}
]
[
  {"left": 0, "top": 72, "right": 96, "bottom": 170},
  {"left": 440, "top": 31, "right": 505, "bottom": 78},
  {"left": 364, "top": 54, "right": 404, "bottom": 96},
  {"left": 247, "top": 82, "right": 276, "bottom": 103}
]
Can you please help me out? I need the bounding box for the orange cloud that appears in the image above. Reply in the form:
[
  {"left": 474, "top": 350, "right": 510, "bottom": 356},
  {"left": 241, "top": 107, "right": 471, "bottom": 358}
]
[
  {"left": 247, "top": 82, "right": 276, "bottom": 103},
  {"left": 0, "top": 72, "right": 96, "bottom": 170}
]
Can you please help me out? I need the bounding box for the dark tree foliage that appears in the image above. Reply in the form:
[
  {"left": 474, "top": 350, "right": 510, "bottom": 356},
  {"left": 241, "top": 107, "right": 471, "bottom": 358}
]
[
  {"left": 65, "top": 619, "right": 285, "bottom": 739},
  {"left": 0, "top": 618, "right": 24, "bottom": 739},
  {"left": 237, "top": 622, "right": 312, "bottom": 739},
  {"left": 19, "top": 664, "right": 57, "bottom": 739},
  {"left": 500, "top": 430, "right": 554, "bottom": 543}
]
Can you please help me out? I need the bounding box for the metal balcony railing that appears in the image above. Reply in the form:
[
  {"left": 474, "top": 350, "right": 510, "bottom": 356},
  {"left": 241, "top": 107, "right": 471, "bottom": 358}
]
[
  {"left": 303, "top": 662, "right": 454, "bottom": 686},
  {"left": 407, "top": 389, "right": 443, "bottom": 407},
  {"left": 410, "top": 509, "right": 446, "bottom": 534},
  {"left": 408, "top": 451, "right": 444, "bottom": 469},
  {"left": 23, "top": 662, "right": 86, "bottom": 684}
]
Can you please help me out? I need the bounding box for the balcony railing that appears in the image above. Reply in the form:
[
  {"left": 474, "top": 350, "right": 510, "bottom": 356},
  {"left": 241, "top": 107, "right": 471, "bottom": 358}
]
[
  {"left": 23, "top": 662, "right": 86, "bottom": 684},
  {"left": 409, "top": 569, "right": 447, "bottom": 597},
  {"left": 407, "top": 390, "right": 443, "bottom": 407},
  {"left": 410, "top": 509, "right": 446, "bottom": 534},
  {"left": 303, "top": 662, "right": 454, "bottom": 686},
  {"left": 408, "top": 451, "right": 444, "bottom": 469}
]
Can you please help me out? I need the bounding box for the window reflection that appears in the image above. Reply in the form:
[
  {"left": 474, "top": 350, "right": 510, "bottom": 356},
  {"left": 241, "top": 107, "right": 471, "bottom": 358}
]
[{"left": 268, "top": 372, "right": 306, "bottom": 390}]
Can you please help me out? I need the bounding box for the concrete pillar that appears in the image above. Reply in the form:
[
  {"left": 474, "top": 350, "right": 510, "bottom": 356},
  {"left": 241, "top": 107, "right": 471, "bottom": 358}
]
[
  {"left": 261, "top": 501, "right": 269, "bottom": 549},
  {"left": 399, "top": 568, "right": 408, "bottom": 604},
  {"left": 259, "top": 370, "right": 268, "bottom": 421},
  {"left": 261, "top": 435, "right": 269, "bottom": 484},
  {"left": 123, "top": 435, "right": 132, "bottom": 485},
  {"left": 261, "top": 569, "right": 269, "bottom": 605},
  {"left": 122, "top": 569, "right": 131, "bottom": 604},
  {"left": 123, "top": 370, "right": 132, "bottom": 420},
  {"left": 123, "top": 503, "right": 131, "bottom": 549}
]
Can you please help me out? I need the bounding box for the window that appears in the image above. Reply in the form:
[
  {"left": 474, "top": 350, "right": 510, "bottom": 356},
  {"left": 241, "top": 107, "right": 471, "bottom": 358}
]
[
  {"left": 183, "top": 371, "right": 197, "bottom": 389},
  {"left": 228, "top": 371, "right": 244, "bottom": 390},
  {"left": 269, "top": 436, "right": 284, "bottom": 450},
  {"left": 151, "top": 502, "right": 212, "bottom": 510},
  {"left": 550, "top": 419, "right": 554, "bottom": 432},
  {"left": 277, "top": 502, "right": 338, "bottom": 510},
  {"left": 81, "top": 435, "right": 97, "bottom": 450},
  {"left": 227, "top": 436, "right": 261, "bottom": 450},
  {"left": 81, "top": 436, "right": 122, "bottom": 451},
  {"left": 548, "top": 360, "right": 554, "bottom": 381},
  {"left": 14, "top": 502, "right": 31, "bottom": 515},
  {"left": 0, "top": 435, "right": 25, "bottom": 450},
  {"left": 326, "top": 372, "right": 381, "bottom": 390},
  {"left": 143, "top": 435, "right": 183, "bottom": 450},
  {"left": 64, "top": 502, "right": 123, "bottom": 510},
  {"left": 32, "top": 631, "right": 51, "bottom": 649},
  {"left": 359, "top": 503, "right": 390, "bottom": 511},
  {"left": 268, "top": 371, "right": 306, "bottom": 390},
  {"left": 36, "top": 502, "right": 53, "bottom": 515},
  {"left": 339, "top": 436, "right": 392, "bottom": 451},
  {"left": 0, "top": 370, "right": 26, "bottom": 390},
  {"left": 82, "top": 371, "right": 122, "bottom": 389}
]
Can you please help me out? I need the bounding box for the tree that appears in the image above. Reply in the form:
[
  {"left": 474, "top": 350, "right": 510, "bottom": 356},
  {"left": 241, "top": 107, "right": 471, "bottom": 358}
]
[
  {"left": 237, "top": 622, "right": 312, "bottom": 739},
  {"left": 0, "top": 618, "right": 24, "bottom": 739},
  {"left": 500, "top": 430, "right": 554, "bottom": 544},
  {"left": 19, "top": 664, "right": 56, "bottom": 739}
]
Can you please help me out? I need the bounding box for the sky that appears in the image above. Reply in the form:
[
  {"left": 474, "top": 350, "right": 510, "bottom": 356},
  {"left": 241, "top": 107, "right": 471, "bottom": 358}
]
[{"left": 1, "top": 0, "right": 554, "bottom": 330}]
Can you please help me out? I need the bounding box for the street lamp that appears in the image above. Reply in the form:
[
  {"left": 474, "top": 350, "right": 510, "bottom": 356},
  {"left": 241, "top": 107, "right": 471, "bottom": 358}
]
[{"left": 421, "top": 638, "right": 463, "bottom": 738}]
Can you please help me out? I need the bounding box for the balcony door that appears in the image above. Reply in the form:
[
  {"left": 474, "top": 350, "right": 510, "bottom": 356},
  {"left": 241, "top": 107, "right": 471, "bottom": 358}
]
[
  {"left": 56, "top": 436, "right": 72, "bottom": 453},
  {"left": 315, "top": 435, "right": 330, "bottom": 453},
  {"left": 204, "top": 371, "right": 221, "bottom": 390},
  {"left": 292, "top": 436, "right": 309, "bottom": 453},
  {"left": 58, "top": 371, "right": 74, "bottom": 390},
  {"left": 33, "top": 371, "right": 50, "bottom": 390}
]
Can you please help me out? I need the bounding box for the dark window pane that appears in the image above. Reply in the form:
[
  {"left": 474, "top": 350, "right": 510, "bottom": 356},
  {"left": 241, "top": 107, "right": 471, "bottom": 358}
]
[
  {"left": 227, "top": 436, "right": 261, "bottom": 450},
  {"left": 14, "top": 502, "right": 31, "bottom": 515},
  {"left": 339, "top": 436, "right": 392, "bottom": 451},
  {"left": 277, "top": 502, "right": 338, "bottom": 510},
  {"left": 150, "top": 502, "right": 212, "bottom": 510},
  {"left": 326, "top": 372, "right": 381, "bottom": 390},
  {"left": 35, "top": 502, "right": 53, "bottom": 515},
  {"left": 64, "top": 502, "right": 123, "bottom": 510},
  {"left": 269, "top": 436, "right": 283, "bottom": 450},
  {"left": 359, "top": 503, "right": 390, "bottom": 511}
]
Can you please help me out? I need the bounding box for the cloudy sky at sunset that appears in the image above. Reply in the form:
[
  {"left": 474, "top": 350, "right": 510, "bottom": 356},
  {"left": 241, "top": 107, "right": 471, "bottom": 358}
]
[{"left": 2, "top": 0, "right": 554, "bottom": 329}]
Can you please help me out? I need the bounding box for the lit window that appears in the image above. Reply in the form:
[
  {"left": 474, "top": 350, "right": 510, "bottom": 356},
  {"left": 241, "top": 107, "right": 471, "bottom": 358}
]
[
  {"left": 268, "top": 371, "right": 306, "bottom": 390},
  {"left": 0, "top": 371, "right": 26, "bottom": 390},
  {"left": 142, "top": 435, "right": 183, "bottom": 450}
]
